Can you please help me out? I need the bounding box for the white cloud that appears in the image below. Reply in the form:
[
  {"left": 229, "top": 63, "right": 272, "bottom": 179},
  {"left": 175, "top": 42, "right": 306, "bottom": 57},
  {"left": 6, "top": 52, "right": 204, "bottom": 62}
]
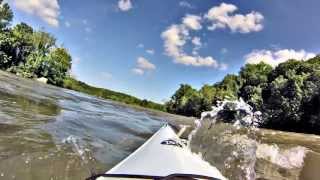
[
  {"left": 191, "top": 37, "right": 201, "bottom": 55},
  {"left": 205, "top": 3, "right": 264, "bottom": 33},
  {"left": 13, "top": 0, "right": 60, "bottom": 27},
  {"left": 132, "top": 68, "right": 144, "bottom": 75},
  {"left": 179, "top": 1, "right": 193, "bottom": 9},
  {"left": 146, "top": 49, "right": 155, "bottom": 55},
  {"left": 245, "top": 49, "right": 316, "bottom": 67},
  {"left": 182, "top": 14, "right": 202, "bottom": 30},
  {"left": 100, "top": 72, "right": 113, "bottom": 80},
  {"left": 132, "top": 57, "right": 156, "bottom": 75},
  {"left": 161, "top": 24, "right": 219, "bottom": 68},
  {"left": 118, "top": 0, "right": 132, "bottom": 11},
  {"left": 137, "top": 57, "right": 156, "bottom": 70},
  {"left": 192, "top": 37, "right": 202, "bottom": 47},
  {"left": 161, "top": 3, "right": 264, "bottom": 69},
  {"left": 65, "top": 21, "right": 71, "bottom": 28}
]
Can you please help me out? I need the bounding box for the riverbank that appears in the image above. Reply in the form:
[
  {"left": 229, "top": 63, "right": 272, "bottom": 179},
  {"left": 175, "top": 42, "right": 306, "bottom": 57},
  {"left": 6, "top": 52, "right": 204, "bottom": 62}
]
[
  {"left": 1, "top": 69, "right": 320, "bottom": 180},
  {"left": 63, "top": 77, "right": 166, "bottom": 112},
  {"left": 0, "top": 70, "right": 191, "bottom": 127}
]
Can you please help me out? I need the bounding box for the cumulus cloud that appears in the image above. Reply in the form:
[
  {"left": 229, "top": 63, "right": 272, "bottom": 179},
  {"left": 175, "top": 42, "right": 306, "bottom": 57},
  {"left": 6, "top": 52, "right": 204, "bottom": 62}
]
[
  {"left": 161, "top": 3, "right": 264, "bottom": 69},
  {"left": 182, "top": 14, "right": 202, "bottom": 30},
  {"left": 12, "top": 0, "right": 60, "bottom": 27},
  {"left": 205, "top": 3, "right": 264, "bottom": 33},
  {"left": 137, "top": 57, "right": 156, "bottom": 70},
  {"left": 118, "top": 0, "right": 132, "bottom": 11},
  {"left": 245, "top": 49, "right": 316, "bottom": 67},
  {"left": 132, "top": 57, "right": 156, "bottom": 75},
  {"left": 161, "top": 23, "right": 218, "bottom": 68},
  {"left": 191, "top": 37, "right": 201, "bottom": 55},
  {"left": 192, "top": 37, "right": 202, "bottom": 47}
]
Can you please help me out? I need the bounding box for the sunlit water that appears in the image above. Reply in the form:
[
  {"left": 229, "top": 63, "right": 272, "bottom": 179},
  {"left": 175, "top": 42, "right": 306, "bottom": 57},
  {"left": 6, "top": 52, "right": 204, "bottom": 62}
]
[{"left": 1, "top": 71, "right": 320, "bottom": 180}]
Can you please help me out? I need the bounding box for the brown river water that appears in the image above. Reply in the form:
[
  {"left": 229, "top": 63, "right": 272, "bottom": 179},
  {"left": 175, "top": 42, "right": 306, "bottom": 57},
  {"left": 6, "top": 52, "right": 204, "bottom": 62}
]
[{"left": 0, "top": 71, "right": 319, "bottom": 180}]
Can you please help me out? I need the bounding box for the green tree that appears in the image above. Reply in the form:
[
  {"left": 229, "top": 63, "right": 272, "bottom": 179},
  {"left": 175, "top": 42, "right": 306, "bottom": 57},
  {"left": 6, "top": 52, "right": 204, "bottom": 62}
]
[
  {"left": 239, "top": 62, "right": 273, "bottom": 110},
  {"left": 37, "top": 48, "right": 72, "bottom": 85},
  {"left": 261, "top": 58, "right": 320, "bottom": 134},
  {"left": 166, "top": 84, "right": 200, "bottom": 116},
  {"left": 23, "top": 31, "right": 57, "bottom": 77},
  {"left": 0, "top": 31, "right": 15, "bottom": 69},
  {"left": 0, "top": 0, "right": 13, "bottom": 30},
  {"left": 11, "top": 23, "right": 34, "bottom": 69},
  {"left": 216, "top": 74, "right": 240, "bottom": 100},
  {"left": 199, "top": 84, "right": 217, "bottom": 111},
  {"left": 31, "top": 31, "right": 56, "bottom": 54}
]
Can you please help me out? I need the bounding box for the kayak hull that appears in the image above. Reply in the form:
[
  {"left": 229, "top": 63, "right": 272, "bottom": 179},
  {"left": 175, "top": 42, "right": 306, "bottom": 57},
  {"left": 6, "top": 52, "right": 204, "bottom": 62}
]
[{"left": 99, "top": 124, "right": 226, "bottom": 179}]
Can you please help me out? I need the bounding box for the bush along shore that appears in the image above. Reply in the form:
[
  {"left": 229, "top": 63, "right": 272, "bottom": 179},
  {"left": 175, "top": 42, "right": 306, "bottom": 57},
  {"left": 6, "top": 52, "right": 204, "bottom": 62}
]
[
  {"left": 0, "top": 1, "right": 165, "bottom": 112},
  {"left": 166, "top": 57, "right": 320, "bottom": 135},
  {"left": 2, "top": 1, "right": 320, "bottom": 135}
]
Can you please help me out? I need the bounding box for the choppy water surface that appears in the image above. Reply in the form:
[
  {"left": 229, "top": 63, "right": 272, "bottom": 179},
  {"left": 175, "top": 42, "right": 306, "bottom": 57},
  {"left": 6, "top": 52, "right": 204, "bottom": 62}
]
[
  {"left": 0, "top": 72, "right": 165, "bottom": 180},
  {"left": 190, "top": 100, "right": 320, "bottom": 180},
  {"left": 1, "top": 71, "right": 320, "bottom": 180}
]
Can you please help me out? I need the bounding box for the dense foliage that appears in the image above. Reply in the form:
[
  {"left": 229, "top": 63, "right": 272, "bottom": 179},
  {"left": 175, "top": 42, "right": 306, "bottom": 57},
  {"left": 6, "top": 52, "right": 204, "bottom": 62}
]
[
  {"left": 0, "top": 1, "right": 71, "bottom": 86},
  {"left": 0, "top": 1, "right": 165, "bottom": 111},
  {"left": 166, "top": 57, "right": 320, "bottom": 134}
]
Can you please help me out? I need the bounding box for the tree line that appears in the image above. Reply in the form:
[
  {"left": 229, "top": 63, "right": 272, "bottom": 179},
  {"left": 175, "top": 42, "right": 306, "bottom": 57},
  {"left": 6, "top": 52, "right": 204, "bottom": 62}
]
[
  {"left": 0, "top": 1, "right": 165, "bottom": 111},
  {"left": 3, "top": 0, "right": 320, "bottom": 131},
  {"left": 0, "top": 0, "right": 71, "bottom": 86},
  {"left": 166, "top": 57, "right": 320, "bottom": 135}
]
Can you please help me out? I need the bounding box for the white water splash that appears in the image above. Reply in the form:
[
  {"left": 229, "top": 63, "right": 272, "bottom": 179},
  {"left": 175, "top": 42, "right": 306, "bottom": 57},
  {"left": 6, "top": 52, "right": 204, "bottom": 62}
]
[
  {"left": 188, "top": 98, "right": 308, "bottom": 180},
  {"left": 189, "top": 98, "right": 262, "bottom": 145},
  {"left": 62, "top": 135, "right": 87, "bottom": 161},
  {"left": 256, "top": 144, "right": 308, "bottom": 169},
  {"left": 201, "top": 98, "right": 262, "bottom": 127}
]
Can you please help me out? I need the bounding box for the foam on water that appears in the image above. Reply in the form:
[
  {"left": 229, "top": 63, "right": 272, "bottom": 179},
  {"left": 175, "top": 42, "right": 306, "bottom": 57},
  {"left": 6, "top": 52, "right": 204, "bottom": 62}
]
[
  {"left": 62, "top": 135, "right": 88, "bottom": 161},
  {"left": 189, "top": 98, "right": 309, "bottom": 180},
  {"left": 256, "top": 144, "right": 308, "bottom": 169}
]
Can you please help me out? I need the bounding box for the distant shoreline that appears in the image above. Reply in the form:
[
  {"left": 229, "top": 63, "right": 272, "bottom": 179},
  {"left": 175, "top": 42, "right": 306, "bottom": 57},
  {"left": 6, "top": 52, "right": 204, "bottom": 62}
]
[{"left": 0, "top": 70, "right": 194, "bottom": 129}]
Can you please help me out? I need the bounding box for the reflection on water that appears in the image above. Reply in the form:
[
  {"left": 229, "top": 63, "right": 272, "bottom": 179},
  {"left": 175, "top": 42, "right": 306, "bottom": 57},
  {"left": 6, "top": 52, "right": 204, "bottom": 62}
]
[{"left": 0, "top": 71, "right": 163, "bottom": 180}]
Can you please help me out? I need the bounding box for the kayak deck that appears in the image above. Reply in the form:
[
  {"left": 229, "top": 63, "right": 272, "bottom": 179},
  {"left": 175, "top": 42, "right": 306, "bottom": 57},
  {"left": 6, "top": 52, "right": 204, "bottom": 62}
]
[{"left": 96, "top": 124, "right": 226, "bottom": 180}]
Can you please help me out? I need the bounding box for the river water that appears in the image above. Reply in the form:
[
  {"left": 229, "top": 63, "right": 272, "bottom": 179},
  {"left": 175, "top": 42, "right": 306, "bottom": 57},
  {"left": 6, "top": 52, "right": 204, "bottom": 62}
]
[
  {"left": 0, "top": 71, "right": 169, "bottom": 179},
  {"left": 0, "top": 71, "right": 320, "bottom": 180}
]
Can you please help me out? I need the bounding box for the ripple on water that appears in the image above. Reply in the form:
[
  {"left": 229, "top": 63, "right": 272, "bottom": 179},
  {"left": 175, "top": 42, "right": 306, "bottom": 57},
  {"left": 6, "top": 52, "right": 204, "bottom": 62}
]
[{"left": 0, "top": 71, "right": 164, "bottom": 180}]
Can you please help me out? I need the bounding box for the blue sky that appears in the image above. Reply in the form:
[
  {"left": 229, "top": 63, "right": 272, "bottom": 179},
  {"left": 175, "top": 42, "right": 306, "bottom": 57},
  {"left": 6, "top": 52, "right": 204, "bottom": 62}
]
[{"left": 8, "top": 0, "right": 320, "bottom": 103}]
